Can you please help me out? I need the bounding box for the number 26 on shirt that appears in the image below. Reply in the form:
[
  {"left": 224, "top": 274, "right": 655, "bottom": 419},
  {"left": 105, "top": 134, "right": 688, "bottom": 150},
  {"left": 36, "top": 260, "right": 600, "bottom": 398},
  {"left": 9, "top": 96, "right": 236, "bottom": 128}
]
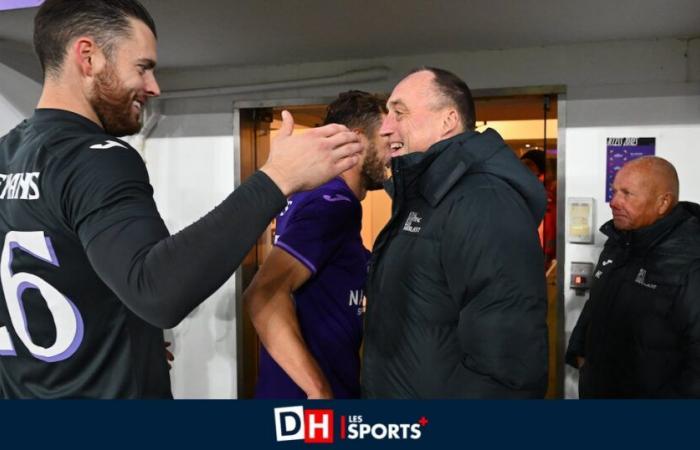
[{"left": 0, "top": 231, "right": 84, "bottom": 362}]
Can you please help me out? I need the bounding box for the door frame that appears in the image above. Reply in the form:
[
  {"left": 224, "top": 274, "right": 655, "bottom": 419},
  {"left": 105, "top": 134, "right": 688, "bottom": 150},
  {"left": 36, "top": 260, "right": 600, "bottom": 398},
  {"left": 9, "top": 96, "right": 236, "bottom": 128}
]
[{"left": 233, "top": 97, "right": 337, "bottom": 398}]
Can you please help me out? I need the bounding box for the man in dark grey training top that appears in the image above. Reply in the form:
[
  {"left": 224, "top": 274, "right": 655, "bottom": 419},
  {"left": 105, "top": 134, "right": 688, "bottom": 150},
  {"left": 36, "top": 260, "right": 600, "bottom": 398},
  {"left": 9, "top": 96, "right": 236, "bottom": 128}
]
[{"left": 0, "top": 0, "right": 361, "bottom": 398}]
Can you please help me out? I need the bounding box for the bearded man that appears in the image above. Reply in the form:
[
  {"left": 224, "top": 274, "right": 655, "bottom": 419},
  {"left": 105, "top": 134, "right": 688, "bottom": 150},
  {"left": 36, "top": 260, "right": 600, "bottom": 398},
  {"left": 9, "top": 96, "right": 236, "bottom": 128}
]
[{"left": 0, "top": 0, "right": 361, "bottom": 398}]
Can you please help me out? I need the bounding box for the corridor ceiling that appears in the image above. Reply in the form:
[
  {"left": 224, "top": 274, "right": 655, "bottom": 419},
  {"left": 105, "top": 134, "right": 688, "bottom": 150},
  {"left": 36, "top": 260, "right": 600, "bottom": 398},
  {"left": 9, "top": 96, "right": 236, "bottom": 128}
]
[{"left": 0, "top": 0, "right": 698, "bottom": 73}]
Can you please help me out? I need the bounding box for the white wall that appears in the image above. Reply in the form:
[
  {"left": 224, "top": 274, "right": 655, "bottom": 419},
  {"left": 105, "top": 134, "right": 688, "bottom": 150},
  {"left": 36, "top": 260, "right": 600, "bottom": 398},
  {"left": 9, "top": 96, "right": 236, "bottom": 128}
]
[
  {"left": 0, "top": 62, "right": 40, "bottom": 135},
  {"left": 143, "top": 113, "right": 238, "bottom": 399},
  {"left": 146, "top": 36, "right": 699, "bottom": 398}
]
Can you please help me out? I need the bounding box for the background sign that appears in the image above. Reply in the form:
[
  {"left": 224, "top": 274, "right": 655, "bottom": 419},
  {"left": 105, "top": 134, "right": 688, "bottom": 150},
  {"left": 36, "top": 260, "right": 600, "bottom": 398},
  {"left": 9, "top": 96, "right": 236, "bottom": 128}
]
[{"left": 605, "top": 137, "right": 656, "bottom": 202}]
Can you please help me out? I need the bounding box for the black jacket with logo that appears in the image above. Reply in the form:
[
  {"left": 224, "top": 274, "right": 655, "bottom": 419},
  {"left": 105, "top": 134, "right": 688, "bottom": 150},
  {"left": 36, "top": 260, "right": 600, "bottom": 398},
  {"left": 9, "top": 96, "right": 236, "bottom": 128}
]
[
  {"left": 361, "top": 129, "right": 548, "bottom": 398},
  {"left": 567, "top": 202, "right": 700, "bottom": 398}
]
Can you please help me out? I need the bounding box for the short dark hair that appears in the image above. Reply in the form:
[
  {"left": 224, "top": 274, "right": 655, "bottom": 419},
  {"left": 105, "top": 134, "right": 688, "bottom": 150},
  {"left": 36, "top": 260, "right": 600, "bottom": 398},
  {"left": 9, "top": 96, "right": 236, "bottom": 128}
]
[
  {"left": 323, "top": 90, "right": 387, "bottom": 136},
  {"left": 409, "top": 66, "right": 476, "bottom": 131},
  {"left": 34, "top": 0, "right": 157, "bottom": 77},
  {"left": 521, "top": 150, "right": 546, "bottom": 174}
]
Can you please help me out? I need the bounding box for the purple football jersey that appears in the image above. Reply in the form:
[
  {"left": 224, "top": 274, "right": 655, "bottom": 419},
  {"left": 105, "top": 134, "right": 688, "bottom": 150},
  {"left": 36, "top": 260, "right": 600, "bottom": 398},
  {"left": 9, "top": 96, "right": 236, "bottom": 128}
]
[{"left": 255, "top": 178, "right": 368, "bottom": 398}]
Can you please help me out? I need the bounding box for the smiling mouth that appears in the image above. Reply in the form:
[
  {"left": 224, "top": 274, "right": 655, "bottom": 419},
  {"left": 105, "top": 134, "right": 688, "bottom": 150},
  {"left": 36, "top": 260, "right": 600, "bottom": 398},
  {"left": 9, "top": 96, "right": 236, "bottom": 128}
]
[
  {"left": 132, "top": 99, "right": 145, "bottom": 113},
  {"left": 390, "top": 142, "right": 404, "bottom": 157}
]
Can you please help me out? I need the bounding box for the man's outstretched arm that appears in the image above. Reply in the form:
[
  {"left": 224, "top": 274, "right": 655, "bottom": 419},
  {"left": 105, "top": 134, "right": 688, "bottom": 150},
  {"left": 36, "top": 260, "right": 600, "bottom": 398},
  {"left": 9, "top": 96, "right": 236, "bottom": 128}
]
[{"left": 77, "top": 112, "right": 361, "bottom": 328}]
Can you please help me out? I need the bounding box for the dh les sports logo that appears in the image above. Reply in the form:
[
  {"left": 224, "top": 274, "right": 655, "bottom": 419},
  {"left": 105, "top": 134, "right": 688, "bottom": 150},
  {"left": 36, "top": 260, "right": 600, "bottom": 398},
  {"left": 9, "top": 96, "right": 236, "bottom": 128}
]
[
  {"left": 273, "top": 406, "right": 427, "bottom": 444},
  {"left": 274, "top": 406, "right": 334, "bottom": 443}
]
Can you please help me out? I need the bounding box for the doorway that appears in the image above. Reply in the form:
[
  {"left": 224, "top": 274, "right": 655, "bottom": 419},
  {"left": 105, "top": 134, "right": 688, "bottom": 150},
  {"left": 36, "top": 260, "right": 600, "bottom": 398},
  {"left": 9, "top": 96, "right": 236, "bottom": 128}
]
[
  {"left": 234, "top": 92, "right": 563, "bottom": 398},
  {"left": 234, "top": 99, "right": 335, "bottom": 398},
  {"left": 474, "top": 94, "right": 561, "bottom": 397}
]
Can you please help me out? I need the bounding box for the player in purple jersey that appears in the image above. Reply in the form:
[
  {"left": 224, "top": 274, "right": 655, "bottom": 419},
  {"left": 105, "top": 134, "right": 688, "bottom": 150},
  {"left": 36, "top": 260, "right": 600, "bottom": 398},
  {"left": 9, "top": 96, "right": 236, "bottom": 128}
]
[{"left": 245, "top": 91, "right": 389, "bottom": 399}]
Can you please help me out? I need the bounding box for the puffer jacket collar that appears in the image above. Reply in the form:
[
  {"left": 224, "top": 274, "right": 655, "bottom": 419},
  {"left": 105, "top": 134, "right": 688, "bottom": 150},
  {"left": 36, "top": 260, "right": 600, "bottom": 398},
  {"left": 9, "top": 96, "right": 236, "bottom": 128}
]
[
  {"left": 389, "top": 129, "right": 504, "bottom": 207},
  {"left": 387, "top": 128, "right": 546, "bottom": 226}
]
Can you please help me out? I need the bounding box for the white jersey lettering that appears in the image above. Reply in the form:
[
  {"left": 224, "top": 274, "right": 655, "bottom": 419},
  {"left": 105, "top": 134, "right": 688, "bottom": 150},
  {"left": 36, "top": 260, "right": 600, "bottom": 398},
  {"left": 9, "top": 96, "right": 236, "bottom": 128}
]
[{"left": 0, "top": 172, "right": 40, "bottom": 200}]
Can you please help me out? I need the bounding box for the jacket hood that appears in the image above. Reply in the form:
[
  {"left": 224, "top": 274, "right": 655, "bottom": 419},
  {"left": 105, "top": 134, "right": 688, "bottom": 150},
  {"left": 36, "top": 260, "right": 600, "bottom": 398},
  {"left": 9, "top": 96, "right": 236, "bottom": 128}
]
[
  {"left": 683, "top": 201, "right": 700, "bottom": 221},
  {"left": 412, "top": 128, "right": 547, "bottom": 224}
]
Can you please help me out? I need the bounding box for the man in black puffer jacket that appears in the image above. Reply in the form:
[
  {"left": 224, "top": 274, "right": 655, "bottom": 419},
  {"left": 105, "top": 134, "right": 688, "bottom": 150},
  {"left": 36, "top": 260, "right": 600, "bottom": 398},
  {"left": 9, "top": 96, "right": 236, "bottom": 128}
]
[
  {"left": 567, "top": 156, "right": 700, "bottom": 398},
  {"left": 361, "top": 67, "right": 549, "bottom": 398}
]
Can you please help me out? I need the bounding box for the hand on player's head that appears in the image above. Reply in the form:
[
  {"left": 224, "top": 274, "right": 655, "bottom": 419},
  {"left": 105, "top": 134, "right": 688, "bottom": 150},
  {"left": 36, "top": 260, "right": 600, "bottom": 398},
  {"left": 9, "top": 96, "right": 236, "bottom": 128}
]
[{"left": 261, "top": 111, "right": 362, "bottom": 195}]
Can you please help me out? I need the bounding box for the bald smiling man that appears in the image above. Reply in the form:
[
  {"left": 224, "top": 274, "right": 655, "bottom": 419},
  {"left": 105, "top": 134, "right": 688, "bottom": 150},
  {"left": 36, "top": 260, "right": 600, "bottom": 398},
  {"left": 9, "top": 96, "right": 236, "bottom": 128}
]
[{"left": 567, "top": 156, "right": 700, "bottom": 398}]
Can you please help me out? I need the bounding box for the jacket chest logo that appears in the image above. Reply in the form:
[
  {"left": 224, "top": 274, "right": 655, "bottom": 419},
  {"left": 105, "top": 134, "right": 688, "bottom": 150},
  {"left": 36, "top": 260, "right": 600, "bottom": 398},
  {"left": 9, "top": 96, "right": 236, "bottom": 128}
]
[
  {"left": 403, "top": 211, "right": 423, "bottom": 233},
  {"left": 635, "top": 268, "right": 657, "bottom": 290},
  {"left": 595, "top": 259, "right": 613, "bottom": 279}
]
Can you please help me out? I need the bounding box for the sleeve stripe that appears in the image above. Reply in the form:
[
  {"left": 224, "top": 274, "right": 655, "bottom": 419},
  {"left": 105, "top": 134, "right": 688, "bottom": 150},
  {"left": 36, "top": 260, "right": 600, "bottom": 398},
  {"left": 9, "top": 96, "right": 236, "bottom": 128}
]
[{"left": 275, "top": 240, "right": 317, "bottom": 274}]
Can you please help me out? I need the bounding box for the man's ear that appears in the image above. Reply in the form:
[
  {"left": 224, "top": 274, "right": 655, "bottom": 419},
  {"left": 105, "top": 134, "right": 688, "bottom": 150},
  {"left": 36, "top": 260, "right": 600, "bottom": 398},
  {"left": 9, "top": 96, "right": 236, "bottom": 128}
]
[
  {"left": 441, "top": 109, "right": 460, "bottom": 137},
  {"left": 657, "top": 192, "right": 673, "bottom": 216},
  {"left": 353, "top": 129, "right": 369, "bottom": 158},
  {"left": 73, "top": 37, "right": 100, "bottom": 77}
]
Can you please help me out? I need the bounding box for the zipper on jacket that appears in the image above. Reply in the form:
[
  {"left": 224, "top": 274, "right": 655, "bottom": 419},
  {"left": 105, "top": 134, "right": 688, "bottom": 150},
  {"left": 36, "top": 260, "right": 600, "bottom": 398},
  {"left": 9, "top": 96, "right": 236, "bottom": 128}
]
[{"left": 366, "top": 162, "right": 406, "bottom": 298}]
